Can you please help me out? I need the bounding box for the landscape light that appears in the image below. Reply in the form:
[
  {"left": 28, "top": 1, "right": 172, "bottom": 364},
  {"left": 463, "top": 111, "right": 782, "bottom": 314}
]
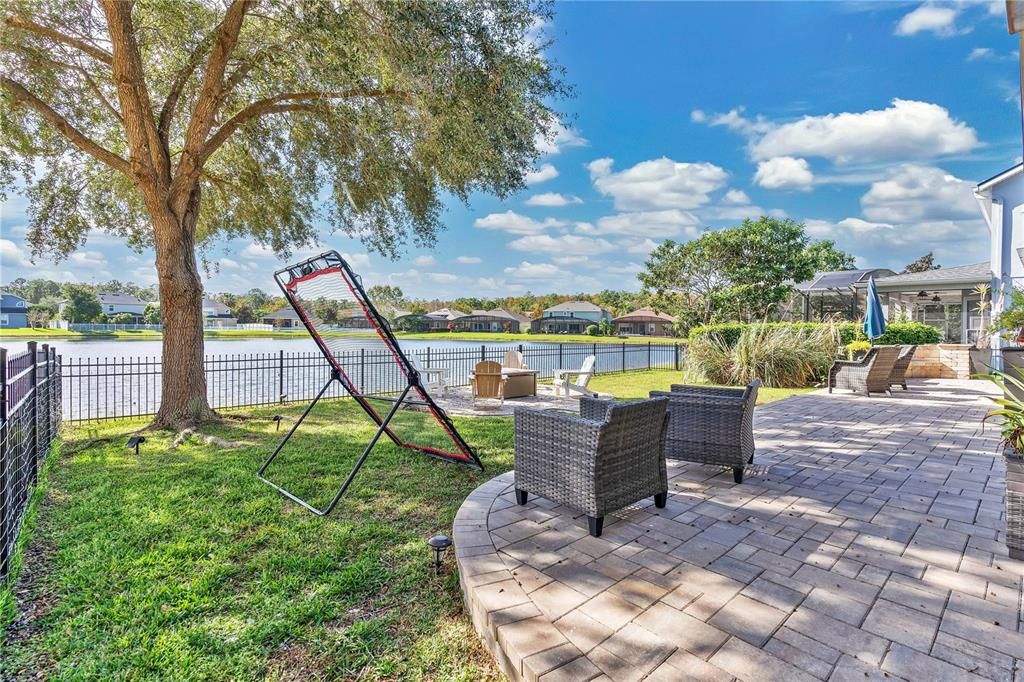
[
  {"left": 125, "top": 435, "right": 146, "bottom": 454},
  {"left": 272, "top": 415, "right": 283, "bottom": 431},
  {"left": 427, "top": 534, "right": 453, "bottom": 573}
]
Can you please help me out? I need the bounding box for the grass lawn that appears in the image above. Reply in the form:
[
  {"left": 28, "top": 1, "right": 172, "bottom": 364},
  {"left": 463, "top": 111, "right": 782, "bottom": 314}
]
[
  {"left": 395, "top": 331, "right": 679, "bottom": 345},
  {"left": 0, "top": 370, "right": 809, "bottom": 680},
  {"left": 0, "top": 328, "right": 163, "bottom": 340},
  {"left": 588, "top": 369, "right": 815, "bottom": 403}
]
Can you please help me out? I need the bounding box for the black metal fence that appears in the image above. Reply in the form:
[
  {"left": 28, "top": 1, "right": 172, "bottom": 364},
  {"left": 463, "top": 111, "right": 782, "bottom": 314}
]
[
  {"left": 63, "top": 342, "right": 684, "bottom": 422},
  {"left": 1, "top": 342, "right": 61, "bottom": 587}
]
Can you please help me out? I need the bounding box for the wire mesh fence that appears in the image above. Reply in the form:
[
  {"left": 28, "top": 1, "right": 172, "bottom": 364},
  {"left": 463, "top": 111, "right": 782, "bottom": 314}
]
[
  {"left": 62, "top": 341, "right": 684, "bottom": 422},
  {"left": 1, "top": 342, "right": 61, "bottom": 588}
]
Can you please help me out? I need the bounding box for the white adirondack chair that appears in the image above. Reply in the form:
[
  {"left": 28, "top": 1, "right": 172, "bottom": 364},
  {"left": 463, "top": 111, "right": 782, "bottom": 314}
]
[
  {"left": 410, "top": 356, "right": 449, "bottom": 396},
  {"left": 502, "top": 350, "right": 528, "bottom": 369},
  {"left": 553, "top": 355, "right": 597, "bottom": 397}
]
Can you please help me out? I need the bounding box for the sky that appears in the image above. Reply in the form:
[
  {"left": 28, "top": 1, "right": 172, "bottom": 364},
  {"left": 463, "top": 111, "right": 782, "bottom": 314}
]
[{"left": 1, "top": 1, "right": 1021, "bottom": 300}]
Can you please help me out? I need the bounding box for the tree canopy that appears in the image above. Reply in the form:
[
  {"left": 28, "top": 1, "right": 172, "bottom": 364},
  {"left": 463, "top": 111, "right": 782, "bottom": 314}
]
[
  {"left": 638, "top": 217, "right": 855, "bottom": 329},
  {"left": 1, "top": 0, "right": 567, "bottom": 426},
  {"left": 902, "top": 252, "right": 941, "bottom": 274}
]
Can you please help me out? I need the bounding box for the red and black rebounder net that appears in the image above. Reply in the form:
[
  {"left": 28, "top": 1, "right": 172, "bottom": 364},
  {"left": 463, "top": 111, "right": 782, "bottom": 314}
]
[{"left": 257, "top": 250, "right": 482, "bottom": 515}]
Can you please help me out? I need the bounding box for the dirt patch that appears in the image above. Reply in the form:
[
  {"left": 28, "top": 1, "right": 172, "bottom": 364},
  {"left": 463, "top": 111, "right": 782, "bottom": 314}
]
[
  {"left": 2, "top": 536, "right": 58, "bottom": 680},
  {"left": 264, "top": 642, "right": 329, "bottom": 682}
]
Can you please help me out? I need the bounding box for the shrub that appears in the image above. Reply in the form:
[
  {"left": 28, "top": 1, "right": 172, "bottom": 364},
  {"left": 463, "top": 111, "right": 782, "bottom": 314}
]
[
  {"left": 585, "top": 324, "right": 600, "bottom": 336},
  {"left": 846, "top": 339, "right": 871, "bottom": 359},
  {"left": 686, "top": 322, "right": 839, "bottom": 387},
  {"left": 690, "top": 321, "right": 940, "bottom": 347}
]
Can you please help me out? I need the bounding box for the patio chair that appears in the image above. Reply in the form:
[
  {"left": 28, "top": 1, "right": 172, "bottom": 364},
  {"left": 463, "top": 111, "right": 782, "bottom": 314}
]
[
  {"left": 650, "top": 381, "right": 759, "bottom": 483},
  {"left": 410, "top": 356, "right": 450, "bottom": 396},
  {"left": 502, "top": 350, "right": 528, "bottom": 369},
  {"left": 827, "top": 345, "right": 901, "bottom": 397},
  {"left": 553, "top": 355, "right": 597, "bottom": 397},
  {"left": 514, "top": 396, "right": 669, "bottom": 537},
  {"left": 888, "top": 345, "right": 916, "bottom": 391},
  {"left": 470, "top": 360, "right": 506, "bottom": 406}
]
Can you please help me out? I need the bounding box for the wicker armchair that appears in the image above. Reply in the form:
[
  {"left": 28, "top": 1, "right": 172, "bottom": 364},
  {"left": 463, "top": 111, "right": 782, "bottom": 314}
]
[
  {"left": 828, "top": 345, "right": 901, "bottom": 396},
  {"left": 650, "top": 381, "right": 759, "bottom": 483},
  {"left": 888, "top": 345, "right": 916, "bottom": 391},
  {"left": 514, "top": 397, "right": 669, "bottom": 537}
]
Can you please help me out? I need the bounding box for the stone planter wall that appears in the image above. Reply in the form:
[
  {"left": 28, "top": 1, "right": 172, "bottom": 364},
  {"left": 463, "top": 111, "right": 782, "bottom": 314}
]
[{"left": 905, "top": 343, "right": 972, "bottom": 379}]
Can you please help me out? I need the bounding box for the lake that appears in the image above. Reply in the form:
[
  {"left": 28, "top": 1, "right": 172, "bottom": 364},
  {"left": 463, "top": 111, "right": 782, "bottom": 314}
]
[{"left": 1, "top": 335, "right": 681, "bottom": 421}]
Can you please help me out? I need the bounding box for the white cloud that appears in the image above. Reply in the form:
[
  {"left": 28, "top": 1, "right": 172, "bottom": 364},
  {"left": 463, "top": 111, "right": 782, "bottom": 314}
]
[
  {"left": 967, "top": 47, "right": 993, "bottom": 61},
  {"left": 751, "top": 100, "right": 978, "bottom": 164},
  {"left": 507, "top": 233, "right": 616, "bottom": 256},
  {"left": 836, "top": 217, "right": 895, "bottom": 233},
  {"left": 220, "top": 258, "right": 240, "bottom": 269},
  {"left": 803, "top": 219, "right": 835, "bottom": 239},
  {"left": 239, "top": 243, "right": 324, "bottom": 261},
  {"left": 754, "top": 156, "right": 814, "bottom": 190},
  {"left": 455, "top": 255, "right": 481, "bottom": 265},
  {"left": 70, "top": 251, "right": 106, "bottom": 267},
  {"left": 691, "top": 107, "right": 772, "bottom": 136},
  {"left": 525, "top": 163, "right": 559, "bottom": 185},
  {"left": 425, "top": 272, "right": 460, "bottom": 283},
  {"left": 525, "top": 192, "right": 583, "bottom": 207},
  {"left": 579, "top": 209, "right": 701, "bottom": 238},
  {"left": 895, "top": 4, "right": 962, "bottom": 37},
  {"left": 503, "top": 261, "right": 562, "bottom": 279},
  {"left": 342, "top": 252, "right": 371, "bottom": 270},
  {"left": 414, "top": 255, "right": 436, "bottom": 266},
  {"left": 721, "top": 189, "right": 751, "bottom": 205},
  {"left": 620, "top": 238, "right": 661, "bottom": 256},
  {"left": 473, "top": 211, "right": 567, "bottom": 235},
  {"left": 860, "top": 164, "right": 978, "bottom": 223},
  {"left": 552, "top": 255, "right": 588, "bottom": 265},
  {"left": 588, "top": 157, "right": 729, "bottom": 211},
  {"left": 0, "top": 239, "right": 31, "bottom": 268},
  {"left": 536, "top": 120, "right": 589, "bottom": 155}
]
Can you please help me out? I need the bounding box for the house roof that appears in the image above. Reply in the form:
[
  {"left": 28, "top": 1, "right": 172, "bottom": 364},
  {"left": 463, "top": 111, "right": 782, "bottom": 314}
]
[
  {"left": 545, "top": 301, "right": 604, "bottom": 313},
  {"left": 97, "top": 291, "right": 148, "bottom": 305},
  {"left": 793, "top": 268, "right": 896, "bottom": 293},
  {"left": 202, "top": 297, "right": 231, "bottom": 316},
  {"left": 424, "top": 307, "right": 466, "bottom": 320},
  {"left": 462, "top": 308, "right": 523, "bottom": 321},
  {"left": 976, "top": 163, "right": 1024, "bottom": 192},
  {"left": 856, "top": 262, "right": 991, "bottom": 288},
  {"left": 264, "top": 307, "right": 302, "bottom": 320},
  {"left": 613, "top": 308, "right": 675, "bottom": 323}
]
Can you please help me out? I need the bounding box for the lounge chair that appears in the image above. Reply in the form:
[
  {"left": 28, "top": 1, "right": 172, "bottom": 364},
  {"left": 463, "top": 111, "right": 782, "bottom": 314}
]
[
  {"left": 470, "top": 360, "right": 506, "bottom": 406},
  {"left": 553, "top": 355, "right": 597, "bottom": 397},
  {"left": 889, "top": 345, "right": 916, "bottom": 390},
  {"left": 828, "top": 345, "right": 901, "bottom": 396},
  {"left": 514, "top": 396, "right": 669, "bottom": 537},
  {"left": 410, "top": 356, "right": 450, "bottom": 396},
  {"left": 650, "top": 381, "right": 759, "bottom": 483}
]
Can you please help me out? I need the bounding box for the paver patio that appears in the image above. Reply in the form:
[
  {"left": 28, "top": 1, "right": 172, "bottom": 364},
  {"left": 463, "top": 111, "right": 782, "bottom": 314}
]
[{"left": 453, "top": 379, "right": 1024, "bottom": 681}]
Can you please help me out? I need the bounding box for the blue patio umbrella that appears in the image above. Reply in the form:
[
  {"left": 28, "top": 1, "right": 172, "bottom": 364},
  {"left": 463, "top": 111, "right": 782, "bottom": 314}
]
[{"left": 863, "top": 276, "right": 887, "bottom": 340}]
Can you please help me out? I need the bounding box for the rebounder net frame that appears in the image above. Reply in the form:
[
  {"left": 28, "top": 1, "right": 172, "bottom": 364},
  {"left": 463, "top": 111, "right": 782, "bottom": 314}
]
[{"left": 257, "top": 250, "right": 483, "bottom": 515}]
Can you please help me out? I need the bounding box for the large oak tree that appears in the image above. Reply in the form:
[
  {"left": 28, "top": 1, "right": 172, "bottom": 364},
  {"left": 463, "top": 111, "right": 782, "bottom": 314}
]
[{"left": 1, "top": 0, "right": 565, "bottom": 428}]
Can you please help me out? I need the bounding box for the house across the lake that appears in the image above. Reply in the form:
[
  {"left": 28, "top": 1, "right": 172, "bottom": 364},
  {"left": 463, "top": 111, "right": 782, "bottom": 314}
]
[
  {"left": 263, "top": 307, "right": 305, "bottom": 328},
  {"left": 95, "top": 292, "right": 149, "bottom": 322},
  {"left": 202, "top": 297, "right": 237, "bottom": 328},
  {"left": 450, "top": 308, "right": 529, "bottom": 333},
  {"left": 422, "top": 307, "right": 467, "bottom": 331},
  {"left": 530, "top": 301, "right": 612, "bottom": 334},
  {"left": 612, "top": 308, "right": 676, "bottom": 337},
  {"left": 0, "top": 292, "right": 29, "bottom": 328}
]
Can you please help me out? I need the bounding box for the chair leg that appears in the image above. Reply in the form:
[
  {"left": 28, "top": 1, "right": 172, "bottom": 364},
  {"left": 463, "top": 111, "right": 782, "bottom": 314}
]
[
  {"left": 515, "top": 489, "right": 528, "bottom": 505},
  {"left": 587, "top": 516, "right": 604, "bottom": 537},
  {"left": 733, "top": 467, "right": 744, "bottom": 484},
  {"left": 654, "top": 492, "right": 667, "bottom": 508}
]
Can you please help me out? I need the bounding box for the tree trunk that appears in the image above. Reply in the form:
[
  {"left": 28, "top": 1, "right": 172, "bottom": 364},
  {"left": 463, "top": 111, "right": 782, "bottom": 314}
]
[{"left": 151, "top": 190, "right": 215, "bottom": 429}]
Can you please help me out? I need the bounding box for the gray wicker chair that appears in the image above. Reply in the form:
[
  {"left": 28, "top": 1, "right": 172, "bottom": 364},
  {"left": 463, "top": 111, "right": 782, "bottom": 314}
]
[
  {"left": 888, "top": 345, "right": 916, "bottom": 390},
  {"left": 828, "top": 345, "right": 901, "bottom": 396},
  {"left": 650, "top": 381, "right": 759, "bottom": 483},
  {"left": 514, "top": 397, "right": 669, "bottom": 537}
]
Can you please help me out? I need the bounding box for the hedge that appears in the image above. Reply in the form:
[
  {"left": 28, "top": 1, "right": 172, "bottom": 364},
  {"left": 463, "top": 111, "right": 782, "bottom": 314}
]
[{"left": 688, "top": 321, "right": 941, "bottom": 347}]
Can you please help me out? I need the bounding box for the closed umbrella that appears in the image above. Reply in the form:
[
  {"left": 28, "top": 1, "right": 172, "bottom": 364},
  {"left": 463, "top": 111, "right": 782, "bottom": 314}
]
[{"left": 863, "top": 276, "right": 887, "bottom": 340}]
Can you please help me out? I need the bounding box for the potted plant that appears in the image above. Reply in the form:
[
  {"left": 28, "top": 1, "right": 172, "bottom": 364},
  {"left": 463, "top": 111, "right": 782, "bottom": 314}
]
[
  {"left": 970, "top": 284, "right": 992, "bottom": 374},
  {"left": 979, "top": 368, "right": 1024, "bottom": 559},
  {"left": 846, "top": 339, "right": 871, "bottom": 361}
]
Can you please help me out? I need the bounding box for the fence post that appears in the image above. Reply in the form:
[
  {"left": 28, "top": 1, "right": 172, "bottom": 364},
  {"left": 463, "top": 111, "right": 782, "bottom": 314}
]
[
  {"left": 40, "top": 344, "right": 49, "bottom": 450},
  {"left": 674, "top": 343, "right": 680, "bottom": 371},
  {"left": 0, "top": 347, "right": 8, "bottom": 581},
  {"left": 360, "top": 348, "right": 366, "bottom": 390},
  {"left": 278, "top": 349, "right": 285, "bottom": 404},
  {"left": 27, "top": 341, "right": 38, "bottom": 486},
  {"left": 622, "top": 342, "right": 626, "bottom": 372},
  {"left": 481, "top": 345, "right": 486, "bottom": 362},
  {"left": 426, "top": 346, "right": 431, "bottom": 367},
  {"left": 648, "top": 341, "right": 652, "bottom": 370},
  {"left": 559, "top": 343, "right": 563, "bottom": 369}
]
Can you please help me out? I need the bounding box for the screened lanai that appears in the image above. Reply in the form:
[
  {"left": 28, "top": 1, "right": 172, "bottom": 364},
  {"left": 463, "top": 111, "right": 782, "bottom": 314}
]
[{"left": 789, "top": 268, "right": 897, "bottom": 321}]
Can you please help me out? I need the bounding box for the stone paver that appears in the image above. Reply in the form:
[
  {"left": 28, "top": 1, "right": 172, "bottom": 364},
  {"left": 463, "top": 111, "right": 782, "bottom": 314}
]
[{"left": 455, "top": 380, "right": 1024, "bottom": 681}]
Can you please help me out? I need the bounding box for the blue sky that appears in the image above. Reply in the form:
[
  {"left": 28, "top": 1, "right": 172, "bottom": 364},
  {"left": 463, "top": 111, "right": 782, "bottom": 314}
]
[{"left": 1, "top": 1, "right": 1021, "bottom": 299}]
